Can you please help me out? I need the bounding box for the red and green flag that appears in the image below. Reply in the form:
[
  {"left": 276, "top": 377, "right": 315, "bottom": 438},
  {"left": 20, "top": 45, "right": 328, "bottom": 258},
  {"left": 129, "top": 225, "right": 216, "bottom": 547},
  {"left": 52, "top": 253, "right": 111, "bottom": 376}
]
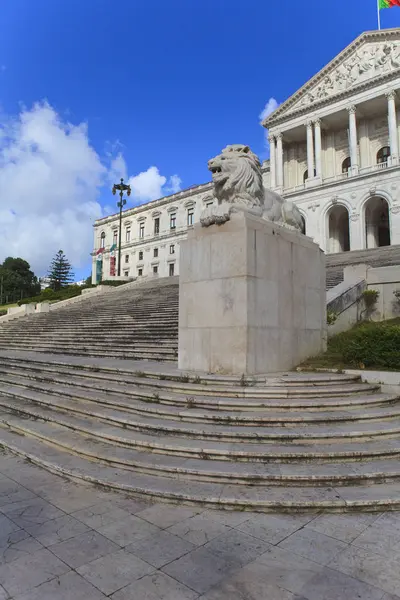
[{"left": 379, "top": 0, "right": 400, "bottom": 8}]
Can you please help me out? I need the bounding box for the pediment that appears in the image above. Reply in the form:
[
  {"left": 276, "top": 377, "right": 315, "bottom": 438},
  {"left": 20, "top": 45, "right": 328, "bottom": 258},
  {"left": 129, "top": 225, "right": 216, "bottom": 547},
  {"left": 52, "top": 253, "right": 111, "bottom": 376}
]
[{"left": 264, "top": 30, "right": 400, "bottom": 126}]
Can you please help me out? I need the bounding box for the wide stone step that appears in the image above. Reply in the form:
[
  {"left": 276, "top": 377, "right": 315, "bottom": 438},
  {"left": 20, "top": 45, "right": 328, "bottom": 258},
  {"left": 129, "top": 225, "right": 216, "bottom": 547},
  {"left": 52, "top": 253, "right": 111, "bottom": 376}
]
[
  {"left": 0, "top": 359, "right": 381, "bottom": 403},
  {"left": 2, "top": 386, "right": 400, "bottom": 443},
  {"left": 2, "top": 412, "right": 400, "bottom": 487},
  {"left": 0, "top": 370, "right": 397, "bottom": 424},
  {"left": 1, "top": 425, "right": 400, "bottom": 511}
]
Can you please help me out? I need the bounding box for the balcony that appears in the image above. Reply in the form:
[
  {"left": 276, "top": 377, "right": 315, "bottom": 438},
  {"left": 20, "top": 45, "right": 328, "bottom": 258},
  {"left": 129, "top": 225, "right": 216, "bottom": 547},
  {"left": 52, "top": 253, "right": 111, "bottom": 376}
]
[{"left": 283, "top": 160, "right": 394, "bottom": 196}]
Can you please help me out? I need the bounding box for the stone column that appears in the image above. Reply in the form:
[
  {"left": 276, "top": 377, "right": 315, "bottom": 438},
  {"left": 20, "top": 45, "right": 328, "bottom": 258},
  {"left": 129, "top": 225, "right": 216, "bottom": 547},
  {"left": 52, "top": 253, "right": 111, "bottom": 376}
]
[
  {"left": 314, "top": 118, "right": 322, "bottom": 179},
  {"left": 347, "top": 105, "right": 359, "bottom": 174},
  {"left": 306, "top": 121, "right": 315, "bottom": 179},
  {"left": 276, "top": 133, "right": 283, "bottom": 188},
  {"left": 268, "top": 134, "right": 276, "bottom": 188},
  {"left": 386, "top": 90, "right": 399, "bottom": 163}
]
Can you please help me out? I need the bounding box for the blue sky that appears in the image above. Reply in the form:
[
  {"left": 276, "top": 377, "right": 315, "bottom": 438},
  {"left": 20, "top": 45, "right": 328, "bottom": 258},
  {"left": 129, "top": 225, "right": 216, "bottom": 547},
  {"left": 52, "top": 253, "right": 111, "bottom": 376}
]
[{"left": 0, "top": 0, "right": 399, "bottom": 280}]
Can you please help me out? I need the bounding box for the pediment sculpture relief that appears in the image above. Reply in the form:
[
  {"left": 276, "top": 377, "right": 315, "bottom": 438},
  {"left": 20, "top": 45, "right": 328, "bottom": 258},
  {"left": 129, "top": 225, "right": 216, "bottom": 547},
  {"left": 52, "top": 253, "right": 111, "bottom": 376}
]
[{"left": 294, "top": 42, "right": 400, "bottom": 109}]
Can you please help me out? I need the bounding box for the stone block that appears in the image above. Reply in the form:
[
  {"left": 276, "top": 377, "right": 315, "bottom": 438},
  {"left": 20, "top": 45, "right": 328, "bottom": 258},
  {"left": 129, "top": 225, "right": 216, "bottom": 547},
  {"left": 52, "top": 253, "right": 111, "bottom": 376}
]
[
  {"left": 35, "top": 302, "right": 50, "bottom": 314},
  {"left": 178, "top": 212, "right": 326, "bottom": 374}
]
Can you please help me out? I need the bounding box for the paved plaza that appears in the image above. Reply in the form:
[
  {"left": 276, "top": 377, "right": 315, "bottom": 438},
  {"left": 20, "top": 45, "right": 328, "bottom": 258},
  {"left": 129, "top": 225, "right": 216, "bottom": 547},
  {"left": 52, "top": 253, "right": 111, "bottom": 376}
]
[{"left": 0, "top": 451, "right": 398, "bottom": 599}]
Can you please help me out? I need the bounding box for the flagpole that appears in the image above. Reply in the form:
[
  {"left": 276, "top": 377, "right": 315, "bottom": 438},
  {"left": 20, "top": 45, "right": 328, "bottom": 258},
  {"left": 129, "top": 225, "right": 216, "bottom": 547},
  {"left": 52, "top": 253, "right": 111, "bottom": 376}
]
[{"left": 377, "top": 0, "right": 381, "bottom": 30}]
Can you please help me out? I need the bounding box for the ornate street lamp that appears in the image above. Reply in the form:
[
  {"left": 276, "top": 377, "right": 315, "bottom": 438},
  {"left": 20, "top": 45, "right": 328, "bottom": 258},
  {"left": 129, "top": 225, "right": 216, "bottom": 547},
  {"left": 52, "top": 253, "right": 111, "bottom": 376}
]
[{"left": 112, "top": 178, "right": 131, "bottom": 276}]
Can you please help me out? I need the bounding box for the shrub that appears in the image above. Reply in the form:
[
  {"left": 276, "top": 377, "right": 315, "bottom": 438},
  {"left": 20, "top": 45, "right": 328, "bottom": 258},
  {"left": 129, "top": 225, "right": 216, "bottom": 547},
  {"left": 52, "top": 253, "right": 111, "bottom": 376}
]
[
  {"left": 327, "top": 311, "right": 338, "bottom": 326},
  {"left": 334, "top": 321, "right": 400, "bottom": 369},
  {"left": 0, "top": 309, "right": 6, "bottom": 317},
  {"left": 362, "top": 289, "right": 379, "bottom": 308},
  {"left": 18, "top": 285, "right": 82, "bottom": 306},
  {"left": 100, "top": 280, "right": 130, "bottom": 287}
]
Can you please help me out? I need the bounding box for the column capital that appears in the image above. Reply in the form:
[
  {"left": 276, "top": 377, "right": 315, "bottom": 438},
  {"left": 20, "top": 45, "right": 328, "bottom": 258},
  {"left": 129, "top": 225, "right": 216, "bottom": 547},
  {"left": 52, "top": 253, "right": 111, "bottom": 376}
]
[
  {"left": 314, "top": 118, "right": 322, "bottom": 127},
  {"left": 306, "top": 120, "right": 313, "bottom": 130},
  {"left": 276, "top": 132, "right": 283, "bottom": 141},
  {"left": 347, "top": 105, "right": 357, "bottom": 115},
  {"left": 386, "top": 89, "right": 396, "bottom": 101},
  {"left": 268, "top": 133, "right": 275, "bottom": 143}
]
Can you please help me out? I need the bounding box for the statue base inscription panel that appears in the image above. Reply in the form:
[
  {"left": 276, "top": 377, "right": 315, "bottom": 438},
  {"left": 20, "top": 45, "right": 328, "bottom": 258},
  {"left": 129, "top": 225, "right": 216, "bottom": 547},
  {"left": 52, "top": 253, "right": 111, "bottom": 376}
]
[{"left": 178, "top": 212, "right": 326, "bottom": 374}]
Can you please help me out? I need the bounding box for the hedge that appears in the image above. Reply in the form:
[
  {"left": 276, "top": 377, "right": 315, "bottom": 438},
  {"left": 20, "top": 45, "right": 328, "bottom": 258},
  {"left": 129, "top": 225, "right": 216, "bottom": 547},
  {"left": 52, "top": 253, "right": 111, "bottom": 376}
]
[{"left": 329, "top": 320, "right": 400, "bottom": 370}]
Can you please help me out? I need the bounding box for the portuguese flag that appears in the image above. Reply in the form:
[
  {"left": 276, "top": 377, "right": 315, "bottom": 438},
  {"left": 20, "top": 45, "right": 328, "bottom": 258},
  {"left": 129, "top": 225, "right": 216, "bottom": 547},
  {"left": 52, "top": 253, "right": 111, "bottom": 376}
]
[{"left": 379, "top": 0, "right": 400, "bottom": 7}]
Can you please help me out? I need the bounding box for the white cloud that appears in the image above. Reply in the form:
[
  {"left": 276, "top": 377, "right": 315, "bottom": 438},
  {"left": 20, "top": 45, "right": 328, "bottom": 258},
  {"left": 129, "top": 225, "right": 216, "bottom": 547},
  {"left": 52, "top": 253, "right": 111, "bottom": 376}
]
[
  {"left": 128, "top": 167, "right": 182, "bottom": 203},
  {"left": 0, "top": 101, "right": 182, "bottom": 276},
  {"left": 0, "top": 101, "right": 105, "bottom": 276},
  {"left": 259, "top": 97, "right": 279, "bottom": 122}
]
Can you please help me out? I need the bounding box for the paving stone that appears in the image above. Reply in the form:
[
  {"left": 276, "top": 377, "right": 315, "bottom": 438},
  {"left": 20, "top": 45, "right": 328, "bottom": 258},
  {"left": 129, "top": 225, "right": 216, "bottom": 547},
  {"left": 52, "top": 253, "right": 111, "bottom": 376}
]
[
  {"left": 12, "top": 570, "right": 107, "bottom": 600},
  {"left": 77, "top": 549, "right": 154, "bottom": 595},
  {"left": 136, "top": 503, "right": 200, "bottom": 529},
  {"left": 0, "top": 548, "right": 69, "bottom": 596},
  {"left": 0, "top": 585, "right": 7, "bottom": 600},
  {"left": 167, "top": 514, "right": 231, "bottom": 546},
  {"left": 329, "top": 544, "right": 400, "bottom": 596},
  {"left": 198, "top": 561, "right": 300, "bottom": 599},
  {"left": 0, "top": 515, "right": 20, "bottom": 542},
  {"left": 278, "top": 527, "right": 348, "bottom": 566},
  {"left": 200, "top": 509, "right": 255, "bottom": 527},
  {"left": 24, "top": 514, "right": 90, "bottom": 546},
  {"left": 111, "top": 571, "right": 198, "bottom": 600},
  {"left": 299, "top": 566, "right": 387, "bottom": 600},
  {"left": 203, "top": 529, "right": 270, "bottom": 567},
  {"left": 97, "top": 514, "right": 161, "bottom": 547},
  {"left": 254, "top": 545, "right": 322, "bottom": 594},
  {"left": 72, "top": 502, "right": 132, "bottom": 529},
  {"left": 236, "top": 513, "right": 312, "bottom": 545},
  {"left": 162, "top": 546, "right": 235, "bottom": 594},
  {"left": 305, "top": 512, "right": 380, "bottom": 543},
  {"left": 37, "top": 481, "right": 108, "bottom": 513},
  {"left": 0, "top": 530, "right": 42, "bottom": 565},
  {"left": 382, "top": 594, "right": 400, "bottom": 599},
  {"left": 352, "top": 522, "right": 400, "bottom": 559},
  {"left": 0, "top": 498, "right": 65, "bottom": 528},
  {"left": 111, "top": 496, "right": 153, "bottom": 515},
  {"left": 49, "top": 530, "right": 119, "bottom": 568},
  {"left": 126, "top": 529, "right": 195, "bottom": 568}
]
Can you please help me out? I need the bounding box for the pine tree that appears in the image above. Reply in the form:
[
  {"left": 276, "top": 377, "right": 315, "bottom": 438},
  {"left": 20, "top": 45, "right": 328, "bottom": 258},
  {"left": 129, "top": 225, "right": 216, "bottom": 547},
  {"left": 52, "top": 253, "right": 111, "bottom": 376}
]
[{"left": 48, "top": 250, "right": 74, "bottom": 291}]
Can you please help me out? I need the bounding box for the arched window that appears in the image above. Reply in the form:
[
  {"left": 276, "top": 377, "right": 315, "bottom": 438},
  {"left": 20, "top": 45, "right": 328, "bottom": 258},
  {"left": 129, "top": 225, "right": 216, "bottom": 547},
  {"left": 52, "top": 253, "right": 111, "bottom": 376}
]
[
  {"left": 377, "top": 146, "right": 390, "bottom": 164},
  {"left": 303, "top": 169, "right": 316, "bottom": 183},
  {"left": 365, "top": 196, "right": 391, "bottom": 249},
  {"left": 327, "top": 205, "right": 350, "bottom": 253},
  {"left": 342, "top": 157, "right": 351, "bottom": 174},
  {"left": 300, "top": 215, "right": 306, "bottom": 235},
  {"left": 100, "top": 232, "right": 105, "bottom": 249}
]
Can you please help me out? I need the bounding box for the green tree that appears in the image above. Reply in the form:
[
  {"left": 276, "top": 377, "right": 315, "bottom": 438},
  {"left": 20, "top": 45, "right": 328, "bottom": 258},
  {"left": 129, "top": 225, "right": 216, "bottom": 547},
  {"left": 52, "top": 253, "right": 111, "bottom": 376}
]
[
  {"left": 48, "top": 250, "right": 74, "bottom": 291},
  {"left": 0, "top": 257, "right": 40, "bottom": 304}
]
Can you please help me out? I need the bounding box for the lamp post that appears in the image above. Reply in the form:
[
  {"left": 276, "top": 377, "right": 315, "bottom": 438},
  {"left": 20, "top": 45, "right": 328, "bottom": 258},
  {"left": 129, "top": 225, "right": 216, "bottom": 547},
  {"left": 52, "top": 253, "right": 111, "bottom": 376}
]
[{"left": 112, "top": 178, "right": 131, "bottom": 276}]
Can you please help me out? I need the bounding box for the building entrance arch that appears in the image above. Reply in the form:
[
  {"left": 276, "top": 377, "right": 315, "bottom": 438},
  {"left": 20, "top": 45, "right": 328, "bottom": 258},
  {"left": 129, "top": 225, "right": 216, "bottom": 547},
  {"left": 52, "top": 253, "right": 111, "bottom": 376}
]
[
  {"left": 364, "top": 196, "right": 391, "bottom": 249},
  {"left": 327, "top": 204, "right": 350, "bottom": 253}
]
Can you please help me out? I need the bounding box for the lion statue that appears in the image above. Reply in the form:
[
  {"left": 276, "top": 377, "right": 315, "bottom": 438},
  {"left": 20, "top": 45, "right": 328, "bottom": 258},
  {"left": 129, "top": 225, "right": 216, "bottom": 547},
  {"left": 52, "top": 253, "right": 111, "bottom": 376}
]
[{"left": 200, "top": 144, "right": 303, "bottom": 231}]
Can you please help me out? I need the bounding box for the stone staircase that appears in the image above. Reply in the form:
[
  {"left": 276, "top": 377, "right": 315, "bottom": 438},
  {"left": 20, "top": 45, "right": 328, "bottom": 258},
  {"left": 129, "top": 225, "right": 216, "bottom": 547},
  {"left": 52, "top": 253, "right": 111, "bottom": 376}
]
[
  {"left": 0, "top": 350, "right": 400, "bottom": 512},
  {"left": 0, "top": 279, "right": 179, "bottom": 361},
  {"left": 326, "top": 244, "right": 400, "bottom": 289}
]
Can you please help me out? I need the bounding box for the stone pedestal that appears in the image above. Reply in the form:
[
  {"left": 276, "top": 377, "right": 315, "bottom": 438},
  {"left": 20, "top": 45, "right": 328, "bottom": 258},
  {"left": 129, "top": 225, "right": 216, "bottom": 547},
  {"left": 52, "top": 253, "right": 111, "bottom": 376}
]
[{"left": 178, "top": 212, "right": 326, "bottom": 374}]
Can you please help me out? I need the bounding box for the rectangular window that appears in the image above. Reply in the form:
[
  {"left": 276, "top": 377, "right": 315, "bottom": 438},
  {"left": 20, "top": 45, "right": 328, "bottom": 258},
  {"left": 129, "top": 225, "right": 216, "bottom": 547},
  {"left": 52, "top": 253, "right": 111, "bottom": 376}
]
[
  {"left": 206, "top": 201, "right": 213, "bottom": 208},
  {"left": 169, "top": 244, "right": 175, "bottom": 255},
  {"left": 169, "top": 263, "right": 175, "bottom": 277},
  {"left": 113, "top": 230, "right": 118, "bottom": 245},
  {"left": 154, "top": 218, "right": 160, "bottom": 235},
  {"left": 153, "top": 266, "right": 158, "bottom": 274},
  {"left": 170, "top": 213, "right": 176, "bottom": 229},
  {"left": 100, "top": 233, "right": 105, "bottom": 249},
  {"left": 187, "top": 209, "right": 194, "bottom": 226},
  {"left": 138, "top": 268, "right": 143, "bottom": 276},
  {"left": 153, "top": 248, "right": 158, "bottom": 258},
  {"left": 139, "top": 223, "right": 145, "bottom": 239},
  {"left": 125, "top": 254, "right": 129, "bottom": 263},
  {"left": 126, "top": 229, "right": 131, "bottom": 242},
  {"left": 124, "top": 270, "right": 129, "bottom": 277},
  {"left": 138, "top": 251, "right": 143, "bottom": 261}
]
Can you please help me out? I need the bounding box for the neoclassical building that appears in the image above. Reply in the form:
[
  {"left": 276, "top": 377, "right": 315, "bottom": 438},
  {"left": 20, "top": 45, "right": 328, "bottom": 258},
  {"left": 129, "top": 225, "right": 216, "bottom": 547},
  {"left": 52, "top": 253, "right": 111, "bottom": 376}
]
[{"left": 92, "top": 28, "right": 400, "bottom": 283}]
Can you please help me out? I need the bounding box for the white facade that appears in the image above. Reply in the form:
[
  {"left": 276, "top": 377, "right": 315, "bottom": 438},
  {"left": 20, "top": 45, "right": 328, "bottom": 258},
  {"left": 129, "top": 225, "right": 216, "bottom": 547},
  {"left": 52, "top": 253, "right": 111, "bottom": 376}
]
[{"left": 92, "top": 29, "right": 400, "bottom": 283}]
